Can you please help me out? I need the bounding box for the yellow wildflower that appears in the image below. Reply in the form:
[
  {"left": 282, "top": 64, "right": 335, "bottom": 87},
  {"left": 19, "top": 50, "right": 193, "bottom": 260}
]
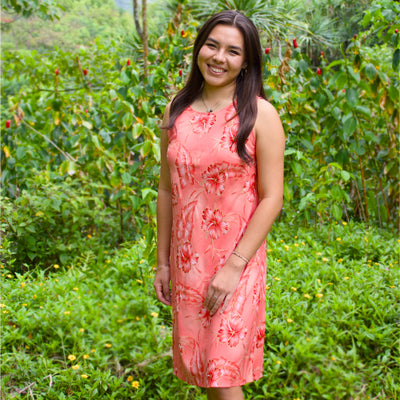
[
  {"left": 81, "top": 374, "right": 89, "bottom": 379},
  {"left": 105, "top": 343, "right": 112, "bottom": 348},
  {"left": 151, "top": 312, "right": 159, "bottom": 318},
  {"left": 315, "top": 293, "right": 323, "bottom": 298},
  {"left": 274, "top": 277, "right": 280, "bottom": 281},
  {"left": 284, "top": 245, "right": 289, "bottom": 251},
  {"left": 131, "top": 381, "right": 140, "bottom": 389},
  {"left": 72, "top": 365, "right": 80, "bottom": 370},
  {"left": 0, "top": 304, "right": 5, "bottom": 308},
  {"left": 336, "top": 238, "right": 341, "bottom": 241},
  {"left": 79, "top": 328, "right": 85, "bottom": 333},
  {"left": 291, "top": 287, "right": 297, "bottom": 291},
  {"left": 139, "top": 260, "right": 144, "bottom": 264},
  {"left": 64, "top": 311, "right": 70, "bottom": 315},
  {"left": 127, "top": 376, "right": 134, "bottom": 382},
  {"left": 91, "top": 349, "right": 96, "bottom": 353},
  {"left": 54, "top": 264, "right": 60, "bottom": 269},
  {"left": 303, "top": 294, "right": 311, "bottom": 299},
  {"left": 83, "top": 354, "right": 90, "bottom": 359},
  {"left": 136, "top": 279, "right": 143, "bottom": 284},
  {"left": 87, "top": 234, "right": 92, "bottom": 238},
  {"left": 266, "top": 286, "right": 270, "bottom": 290},
  {"left": 117, "top": 319, "right": 123, "bottom": 323},
  {"left": 331, "top": 356, "right": 336, "bottom": 361},
  {"left": 275, "top": 360, "right": 281, "bottom": 364},
  {"left": 287, "top": 318, "right": 293, "bottom": 323},
  {"left": 68, "top": 355, "right": 76, "bottom": 361},
  {"left": 342, "top": 221, "right": 347, "bottom": 225},
  {"left": 294, "top": 243, "right": 299, "bottom": 247},
  {"left": 73, "top": 287, "right": 79, "bottom": 291},
  {"left": 344, "top": 277, "right": 349, "bottom": 280},
  {"left": 3, "top": 310, "right": 8, "bottom": 314},
  {"left": 322, "top": 257, "right": 329, "bottom": 262}
]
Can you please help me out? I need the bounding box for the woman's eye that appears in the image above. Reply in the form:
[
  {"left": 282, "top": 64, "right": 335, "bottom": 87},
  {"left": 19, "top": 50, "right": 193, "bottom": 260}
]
[{"left": 230, "top": 50, "right": 239, "bottom": 55}]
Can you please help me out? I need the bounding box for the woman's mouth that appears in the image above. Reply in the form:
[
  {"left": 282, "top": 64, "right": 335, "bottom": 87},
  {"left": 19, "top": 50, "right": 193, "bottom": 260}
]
[{"left": 208, "top": 65, "right": 225, "bottom": 74}]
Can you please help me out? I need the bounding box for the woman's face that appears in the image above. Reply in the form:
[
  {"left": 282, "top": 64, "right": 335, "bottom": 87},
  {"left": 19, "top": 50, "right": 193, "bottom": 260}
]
[{"left": 197, "top": 24, "right": 247, "bottom": 90}]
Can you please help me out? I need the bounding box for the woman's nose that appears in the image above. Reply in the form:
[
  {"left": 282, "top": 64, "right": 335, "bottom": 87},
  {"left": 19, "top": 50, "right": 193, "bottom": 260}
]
[{"left": 212, "top": 49, "right": 225, "bottom": 63}]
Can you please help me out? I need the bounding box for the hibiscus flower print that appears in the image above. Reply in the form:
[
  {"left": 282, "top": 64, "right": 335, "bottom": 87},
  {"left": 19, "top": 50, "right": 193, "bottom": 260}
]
[
  {"left": 202, "top": 163, "right": 228, "bottom": 195},
  {"left": 191, "top": 113, "right": 216, "bottom": 135},
  {"left": 201, "top": 208, "right": 229, "bottom": 240},
  {"left": 176, "top": 242, "right": 199, "bottom": 273},
  {"left": 174, "top": 143, "right": 194, "bottom": 188},
  {"left": 243, "top": 179, "right": 257, "bottom": 202},
  {"left": 207, "top": 357, "right": 240, "bottom": 386},
  {"left": 255, "top": 325, "right": 265, "bottom": 349},
  {"left": 198, "top": 307, "right": 211, "bottom": 328},
  {"left": 217, "top": 313, "right": 248, "bottom": 347},
  {"left": 219, "top": 124, "right": 238, "bottom": 152}
]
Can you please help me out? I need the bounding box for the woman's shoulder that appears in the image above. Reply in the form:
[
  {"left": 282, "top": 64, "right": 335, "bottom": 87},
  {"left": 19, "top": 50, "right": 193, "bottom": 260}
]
[
  {"left": 254, "top": 97, "right": 284, "bottom": 139},
  {"left": 256, "top": 97, "right": 277, "bottom": 115}
]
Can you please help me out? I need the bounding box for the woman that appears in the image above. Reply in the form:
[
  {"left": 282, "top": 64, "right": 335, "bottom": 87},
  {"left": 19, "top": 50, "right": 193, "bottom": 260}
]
[{"left": 154, "top": 10, "right": 285, "bottom": 400}]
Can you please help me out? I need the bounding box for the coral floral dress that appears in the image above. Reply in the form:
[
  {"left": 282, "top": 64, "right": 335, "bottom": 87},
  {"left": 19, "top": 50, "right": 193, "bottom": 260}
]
[{"left": 167, "top": 102, "right": 267, "bottom": 388}]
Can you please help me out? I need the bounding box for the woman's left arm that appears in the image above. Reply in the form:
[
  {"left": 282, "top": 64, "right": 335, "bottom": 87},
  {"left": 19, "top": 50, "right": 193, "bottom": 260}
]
[{"left": 204, "top": 99, "right": 285, "bottom": 315}]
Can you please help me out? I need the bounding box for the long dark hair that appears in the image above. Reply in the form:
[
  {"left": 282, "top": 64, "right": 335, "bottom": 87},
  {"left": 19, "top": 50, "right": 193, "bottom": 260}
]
[{"left": 168, "top": 10, "right": 266, "bottom": 163}]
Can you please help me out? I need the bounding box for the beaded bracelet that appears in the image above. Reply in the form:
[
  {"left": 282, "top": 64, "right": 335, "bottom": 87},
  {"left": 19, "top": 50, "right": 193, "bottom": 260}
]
[{"left": 232, "top": 250, "right": 249, "bottom": 264}]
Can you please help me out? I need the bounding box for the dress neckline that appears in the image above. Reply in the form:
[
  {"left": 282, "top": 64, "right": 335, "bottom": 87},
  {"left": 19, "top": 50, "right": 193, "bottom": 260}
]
[{"left": 188, "top": 102, "right": 233, "bottom": 115}]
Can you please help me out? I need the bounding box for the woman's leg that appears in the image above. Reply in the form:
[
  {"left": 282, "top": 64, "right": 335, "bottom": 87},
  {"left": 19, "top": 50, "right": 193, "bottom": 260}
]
[{"left": 206, "top": 386, "right": 244, "bottom": 400}]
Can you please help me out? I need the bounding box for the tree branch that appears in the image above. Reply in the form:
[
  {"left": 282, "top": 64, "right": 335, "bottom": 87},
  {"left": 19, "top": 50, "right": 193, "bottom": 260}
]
[{"left": 21, "top": 119, "right": 76, "bottom": 162}]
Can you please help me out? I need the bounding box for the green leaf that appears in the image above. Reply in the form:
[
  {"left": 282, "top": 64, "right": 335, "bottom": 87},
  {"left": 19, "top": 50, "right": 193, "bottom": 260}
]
[
  {"left": 82, "top": 121, "right": 92, "bottom": 131},
  {"left": 364, "top": 63, "right": 377, "bottom": 80},
  {"left": 393, "top": 49, "right": 400, "bottom": 71},
  {"left": 340, "top": 170, "right": 351, "bottom": 181},
  {"left": 298, "top": 60, "right": 309, "bottom": 73},
  {"left": 121, "top": 172, "right": 132, "bottom": 185},
  {"left": 332, "top": 203, "right": 342, "bottom": 220},
  {"left": 342, "top": 113, "right": 357, "bottom": 138},
  {"left": 346, "top": 88, "right": 359, "bottom": 109}
]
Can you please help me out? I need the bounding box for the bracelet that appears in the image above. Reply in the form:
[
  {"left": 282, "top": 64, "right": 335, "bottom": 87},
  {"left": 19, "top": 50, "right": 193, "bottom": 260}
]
[{"left": 232, "top": 250, "right": 249, "bottom": 264}]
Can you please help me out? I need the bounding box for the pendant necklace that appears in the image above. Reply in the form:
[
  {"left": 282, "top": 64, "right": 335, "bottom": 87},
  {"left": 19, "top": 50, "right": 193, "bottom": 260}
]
[{"left": 201, "top": 93, "right": 222, "bottom": 113}]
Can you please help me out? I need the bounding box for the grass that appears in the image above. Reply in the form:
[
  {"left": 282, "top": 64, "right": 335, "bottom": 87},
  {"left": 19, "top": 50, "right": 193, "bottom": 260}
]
[{"left": 1, "top": 221, "right": 399, "bottom": 399}]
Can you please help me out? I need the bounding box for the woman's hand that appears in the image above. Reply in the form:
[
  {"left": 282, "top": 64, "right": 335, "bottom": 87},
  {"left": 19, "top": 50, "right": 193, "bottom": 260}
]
[
  {"left": 154, "top": 265, "right": 172, "bottom": 306},
  {"left": 204, "top": 256, "right": 246, "bottom": 316}
]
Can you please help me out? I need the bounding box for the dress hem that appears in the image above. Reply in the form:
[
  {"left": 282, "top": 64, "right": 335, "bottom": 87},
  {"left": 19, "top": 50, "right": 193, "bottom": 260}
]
[{"left": 173, "top": 371, "right": 263, "bottom": 388}]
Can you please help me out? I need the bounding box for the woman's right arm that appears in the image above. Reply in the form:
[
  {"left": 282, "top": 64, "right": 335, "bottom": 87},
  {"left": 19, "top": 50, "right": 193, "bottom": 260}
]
[{"left": 154, "top": 104, "right": 172, "bottom": 306}]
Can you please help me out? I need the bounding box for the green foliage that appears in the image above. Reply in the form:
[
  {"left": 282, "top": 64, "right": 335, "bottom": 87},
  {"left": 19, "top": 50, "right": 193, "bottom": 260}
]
[
  {"left": 1, "top": 0, "right": 64, "bottom": 21},
  {"left": 0, "top": 173, "right": 132, "bottom": 272},
  {"left": 1, "top": 223, "right": 398, "bottom": 398},
  {"left": 1, "top": 0, "right": 131, "bottom": 52}
]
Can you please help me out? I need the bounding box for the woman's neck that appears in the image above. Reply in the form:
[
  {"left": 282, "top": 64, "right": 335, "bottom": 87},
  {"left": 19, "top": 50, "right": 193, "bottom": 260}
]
[{"left": 201, "top": 83, "right": 236, "bottom": 109}]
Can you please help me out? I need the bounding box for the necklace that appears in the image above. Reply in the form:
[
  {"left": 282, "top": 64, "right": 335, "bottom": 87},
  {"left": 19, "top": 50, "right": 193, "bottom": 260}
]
[{"left": 201, "top": 93, "right": 222, "bottom": 113}]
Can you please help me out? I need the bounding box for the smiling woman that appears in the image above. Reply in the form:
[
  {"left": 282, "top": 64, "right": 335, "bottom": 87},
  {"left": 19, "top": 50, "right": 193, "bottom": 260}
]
[{"left": 154, "top": 10, "right": 285, "bottom": 400}]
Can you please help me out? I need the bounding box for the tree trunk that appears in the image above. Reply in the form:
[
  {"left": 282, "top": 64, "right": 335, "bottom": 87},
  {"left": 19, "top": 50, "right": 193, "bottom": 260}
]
[
  {"left": 132, "top": 0, "right": 148, "bottom": 77},
  {"left": 142, "top": 0, "right": 148, "bottom": 77},
  {"left": 133, "top": 0, "right": 143, "bottom": 39}
]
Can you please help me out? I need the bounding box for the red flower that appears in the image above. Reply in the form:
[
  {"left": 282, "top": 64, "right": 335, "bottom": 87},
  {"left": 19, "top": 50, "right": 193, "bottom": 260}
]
[
  {"left": 320, "top": 51, "right": 324, "bottom": 56},
  {"left": 202, "top": 164, "right": 227, "bottom": 195},
  {"left": 396, "top": 29, "right": 399, "bottom": 34},
  {"left": 293, "top": 38, "right": 298, "bottom": 48},
  {"left": 83, "top": 69, "right": 88, "bottom": 76},
  {"left": 177, "top": 242, "right": 199, "bottom": 273},
  {"left": 55, "top": 68, "right": 59, "bottom": 75},
  {"left": 217, "top": 313, "right": 247, "bottom": 347},
  {"left": 179, "top": 69, "right": 183, "bottom": 76},
  {"left": 5, "top": 120, "right": 11, "bottom": 128},
  {"left": 201, "top": 208, "right": 228, "bottom": 240},
  {"left": 317, "top": 68, "right": 322, "bottom": 75},
  {"left": 265, "top": 47, "right": 270, "bottom": 55},
  {"left": 127, "top": 59, "right": 131, "bottom": 66},
  {"left": 353, "top": 34, "right": 357, "bottom": 40},
  {"left": 181, "top": 29, "right": 185, "bottom": 37}
]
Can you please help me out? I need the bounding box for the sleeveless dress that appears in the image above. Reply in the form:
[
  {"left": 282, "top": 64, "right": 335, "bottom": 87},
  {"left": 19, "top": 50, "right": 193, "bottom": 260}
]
[{"left": 167, "top": 102, "right": 267, "bottom": 388}]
